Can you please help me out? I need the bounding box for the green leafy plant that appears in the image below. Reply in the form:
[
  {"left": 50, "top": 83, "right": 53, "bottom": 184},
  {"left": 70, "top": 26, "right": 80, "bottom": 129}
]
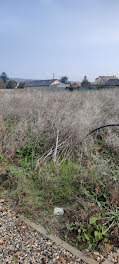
[
  {"left": 0, "top": 154, "right": 4, "bottom": 162},
  {"left": 67, "top": 214, "right": 109, "bottom": 251}
]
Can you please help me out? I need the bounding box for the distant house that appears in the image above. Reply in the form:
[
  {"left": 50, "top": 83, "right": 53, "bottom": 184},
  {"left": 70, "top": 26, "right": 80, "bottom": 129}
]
[
  {"left": 95, "top": 76, "right": 118, "bottom": 85},
  {"left": 49, "top": 82, "right": 70, "bottom": 91},
  {"left": 25, "top": 79, "right": 60, "bottom": 91},
  {"left": 17, "top": 82, "right": 26, "bottom": 88},
  {"left": 106, "top": 79, "right": 119, "bottom": 86},
  {"left": 71, "top": 82, "right": 81, "bottom": 88}
]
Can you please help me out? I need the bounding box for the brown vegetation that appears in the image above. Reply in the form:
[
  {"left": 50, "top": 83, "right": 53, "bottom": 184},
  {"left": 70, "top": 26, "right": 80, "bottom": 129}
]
[
  {"left": 0, "top": 88, "right": 119, "bottom": 158},
  {"left": 0, "top": 88, "right": 119, "bottom": 253}
]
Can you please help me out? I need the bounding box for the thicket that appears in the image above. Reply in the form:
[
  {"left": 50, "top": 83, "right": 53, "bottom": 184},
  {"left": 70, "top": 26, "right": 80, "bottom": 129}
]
[{"left": 0, "top": 89, "right": 119, "bottom": 253}]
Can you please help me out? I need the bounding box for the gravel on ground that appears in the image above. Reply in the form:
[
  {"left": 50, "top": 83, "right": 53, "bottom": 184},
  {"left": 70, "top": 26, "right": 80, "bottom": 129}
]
[
  {"left": 0, "top": 198, "right": 118, "bottom": 264},
  {"left": 0, "top": 198, "right": 87, "bottom": 264}
]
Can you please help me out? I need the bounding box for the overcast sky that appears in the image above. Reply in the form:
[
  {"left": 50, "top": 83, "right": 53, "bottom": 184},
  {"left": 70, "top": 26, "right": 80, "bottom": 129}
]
[{"left": 0, "top": 0, "right": 119, "bottom": 81}]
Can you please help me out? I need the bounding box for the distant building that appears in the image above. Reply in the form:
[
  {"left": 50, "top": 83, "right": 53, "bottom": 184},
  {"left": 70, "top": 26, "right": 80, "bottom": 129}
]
[
  {"left": 106, "top": 79, "right": 119, "bottom": 86},
  {"left": 17, "top": 82, "right": 26, "bottom": 88},
  {"left": 49, "top": 83, "right": 70, "bottom": 91},
  {"left": 71, "top": 82, "right": 81, "bottom": 88},
  {"left": 95, "top": 76, "right": 118, "bottom": 85},
  {"left": 25, "top": 79, "right": 60, "bottom": 91}
]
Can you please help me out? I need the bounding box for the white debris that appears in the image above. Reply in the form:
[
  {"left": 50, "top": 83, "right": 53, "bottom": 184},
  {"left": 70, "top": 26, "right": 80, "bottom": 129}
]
[{"left": 54, "top": 207, "right": 64, "bottom": 216}]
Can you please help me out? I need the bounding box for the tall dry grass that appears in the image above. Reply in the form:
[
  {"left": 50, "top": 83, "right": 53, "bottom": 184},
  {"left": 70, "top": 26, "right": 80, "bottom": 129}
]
[
  {"left": 0, "top": 88, "right": 119, "bottom": 159},
  {"left": 0, "top": 89, "right": 119, "bottom": 252}
]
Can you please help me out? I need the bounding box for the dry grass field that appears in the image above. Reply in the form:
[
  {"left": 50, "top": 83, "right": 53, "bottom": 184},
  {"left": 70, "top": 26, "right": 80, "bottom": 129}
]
[
  {"left": 1, "top": 88, "right": 119, "bottom": 155},
  {"left": 0, "top": 88, "right": 119, "bottom": 254}
]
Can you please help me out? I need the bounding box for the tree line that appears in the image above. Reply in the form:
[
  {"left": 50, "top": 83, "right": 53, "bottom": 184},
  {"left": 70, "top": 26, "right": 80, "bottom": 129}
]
[{"left": 0, "top": 72, "right": 17, "bottom": 89}]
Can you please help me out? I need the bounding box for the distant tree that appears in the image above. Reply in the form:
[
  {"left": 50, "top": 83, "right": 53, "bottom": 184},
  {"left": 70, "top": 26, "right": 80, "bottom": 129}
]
[
  {"left": 0, "top": 72, "right": 9, "bottom": 83},
  {"left": 81, "top": 76, "right": 91, "bottom": 88},
  {"left": 0, "top": 79, "right": 5, "bottom": 89},
  {"left": 6, "top": 80, "right": 17, "bottom": 89},
  {"left": 60, "top": 76, "right": 68, "bottom": 84}
]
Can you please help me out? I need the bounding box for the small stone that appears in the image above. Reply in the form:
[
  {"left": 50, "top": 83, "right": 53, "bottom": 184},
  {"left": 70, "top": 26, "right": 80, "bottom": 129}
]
[
  {"left": 76, "top": 258, "right": 81, "bottom": 262},
  {"left": 93, "top": 251, "right": 100, "bottom": 256},
  {"left": 97, "top": 256, "right": 101, "bottom": 262},
  {"left": 0, "top": 238, "right": 4, "bottom": 244},
  {"left": 0, "top": 199, "right": 5, "bottom": 203}
]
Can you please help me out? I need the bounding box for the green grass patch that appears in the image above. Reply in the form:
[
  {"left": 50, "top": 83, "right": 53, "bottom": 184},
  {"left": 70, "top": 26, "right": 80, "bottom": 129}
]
[{"left": 0, "top": 136, "right": 119, "bottom": 253}]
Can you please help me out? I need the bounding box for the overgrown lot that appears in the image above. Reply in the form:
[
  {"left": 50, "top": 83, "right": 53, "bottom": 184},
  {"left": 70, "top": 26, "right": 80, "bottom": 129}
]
[{"left": 0, "top": 89, "right": 119, "bottom": 255}]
